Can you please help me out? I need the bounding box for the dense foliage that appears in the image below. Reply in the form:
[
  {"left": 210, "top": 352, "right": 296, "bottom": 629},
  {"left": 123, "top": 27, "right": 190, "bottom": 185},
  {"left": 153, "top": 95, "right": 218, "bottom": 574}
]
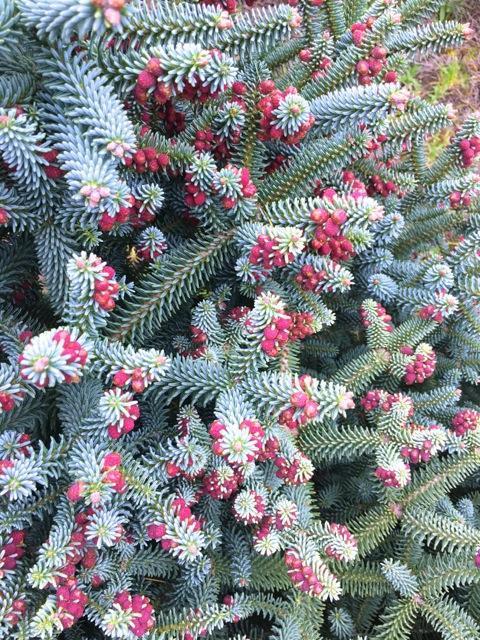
[{"left": 1, "top": 0, "right": 480, "bottom": 638}]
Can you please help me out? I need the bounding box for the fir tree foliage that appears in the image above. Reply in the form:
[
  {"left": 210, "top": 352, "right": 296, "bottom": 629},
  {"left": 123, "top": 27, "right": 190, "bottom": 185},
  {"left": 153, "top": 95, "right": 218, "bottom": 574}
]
[{"left": 0, "top": 0, "right": 479, "bottom": 638}]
